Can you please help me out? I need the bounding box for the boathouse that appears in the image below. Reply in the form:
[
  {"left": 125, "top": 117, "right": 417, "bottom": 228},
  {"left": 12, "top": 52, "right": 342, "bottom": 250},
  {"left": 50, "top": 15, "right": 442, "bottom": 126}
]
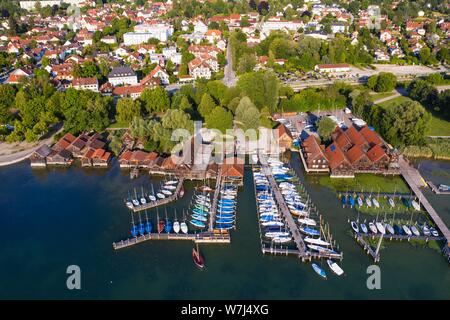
[
  {"left": 221, "top": 157, "right": 244, "bottom": 185},
  {"left": 30, "top": 144, "right": 52, "bottom": 167},
  {"left": 46, "top": 149, "right": 73, "bottom": 166},
  {"left": 274, "top": 123, "right": 293, "bottom": 152}
]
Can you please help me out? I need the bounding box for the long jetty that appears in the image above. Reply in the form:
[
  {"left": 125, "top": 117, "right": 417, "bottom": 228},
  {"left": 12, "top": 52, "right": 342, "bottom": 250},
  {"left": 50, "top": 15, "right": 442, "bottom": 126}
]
[
  {"left": 399, "top": 156, "right": 450, "bottom": 259},
  {"left": 427, "top": 180, "right": 450, "bottom": 195},
  {"left": 260, "top": 162, "right": 307, "bottom": 257},
  {"left": 112, "top": 231, "right": 231, "bottom": 250},
  {"left": 130, "top": 178, "right": 184, "bottom": 213},
  {"left": 209, "top": 169, "right": 223, "bottom": 231}
]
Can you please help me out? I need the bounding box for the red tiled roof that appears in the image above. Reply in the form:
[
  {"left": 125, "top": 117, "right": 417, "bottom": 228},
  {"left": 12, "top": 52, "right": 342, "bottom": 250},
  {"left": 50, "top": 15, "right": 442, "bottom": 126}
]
[
  {"left": 119, "top": 150, "right": 133, "bottom": 161},
  {"left": 92, "top": 148, "right": 106, "bottom": 159},
  {"left": 325, "top": 143, "right": 348, "bottom": 170},
  {"left": 359, "top": 126, "right": 382, "bottom": 146},
  {"left": 345, "top": 145, "right": 367, "bottom": 164},
  {"left": 345, "top": 126, "right": 367, "bottom": 147},
  {"left": 366, "top": 145, "right": 388, "bottom": 163},
  {"left": 131, "top": 150, "right": 149, "bottom": 162}
]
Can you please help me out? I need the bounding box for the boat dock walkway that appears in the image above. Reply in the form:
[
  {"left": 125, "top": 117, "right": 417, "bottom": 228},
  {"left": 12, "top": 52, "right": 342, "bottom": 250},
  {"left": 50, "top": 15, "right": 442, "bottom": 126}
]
[
  {"left": 338, "top": 191, "right": 415, "bottom": 199},
  {"left": 355, "top": 232, "right": 445, "bottom": 242},
  {"left": 355, "top": 234, "right": 381, "bottom": 262},
  {"left": 113, "top": 231, "right": 231, "bottom": 250},
  {"left": 209, "top": 169, "right": 223, "bottom": 232},
  {"left": 427, "top": 181, "right": 450, "bottom": 195},
  {"left": 130, "top": 178, "right": 184, "bottom": 213},
  {"left": 399, "top": 156, "right": 450, "bottom": 258},
  {"left": 260, "top": 162, "right": 307, "bottom": 257}
]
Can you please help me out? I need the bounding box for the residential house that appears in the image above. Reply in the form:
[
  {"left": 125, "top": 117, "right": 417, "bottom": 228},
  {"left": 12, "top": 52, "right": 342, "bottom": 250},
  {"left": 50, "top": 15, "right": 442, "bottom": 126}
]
[
  {"left": 72, "top": 77, "right": 99, "bottom": 92},
  {"left": 108, "top": 66, "right": 138, "bottom": 86}
]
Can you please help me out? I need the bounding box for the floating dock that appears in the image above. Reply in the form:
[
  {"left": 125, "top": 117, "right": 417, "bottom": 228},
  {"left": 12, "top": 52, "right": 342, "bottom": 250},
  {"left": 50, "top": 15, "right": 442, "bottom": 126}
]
[
  {"left": 208, "top": 169, "right": 223, "bottom": 232},
  {"left": 112, "top": 231, "right": 231, "bottom": 250},
  {"left": 129, "top": 178, "right": 184, "bottom": 212}
]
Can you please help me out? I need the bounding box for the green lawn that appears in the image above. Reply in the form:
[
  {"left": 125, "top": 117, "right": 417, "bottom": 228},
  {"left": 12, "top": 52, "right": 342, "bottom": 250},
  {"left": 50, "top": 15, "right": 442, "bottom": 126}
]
[
  {"left": 428, "top": 114, "right": 450, "bottom": 136},
  {"left": 377, "top": 96, "right": 412, "bottom": 108},
  {"left": 319, "top": 174, "right": 410, "bottom": 194},
  {"left": 107, "top": 121, "right": 129, "bottom": 129},
  {"left": 370, "top": 91, "right": 396, "bottom": 102}
]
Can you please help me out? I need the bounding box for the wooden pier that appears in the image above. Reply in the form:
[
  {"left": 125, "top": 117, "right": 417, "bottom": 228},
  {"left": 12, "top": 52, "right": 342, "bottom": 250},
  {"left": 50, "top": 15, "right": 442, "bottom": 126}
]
[
  {"left": 399, "top": 156, "right": 450, "bottom": 261},
  {"left": 129, "top": 178, "right": 184, "bottom": 213},
  {"left": 112, "top": 231, "right": 231, "bottom": 250},
  {"left": 209, "top": 169, "right": 223, "bottom": 232},
  {"left": 427, "top": 181, "right": 450, "bottom": 195},
  {"left": 355, "top": 234, "right": 381, "bottom": 262},
  {"left": 355, "top": 232, "right": 445, "bottom": 242},
  {"left": 261, "top": 163, "right": 307, "bottom": 257}
]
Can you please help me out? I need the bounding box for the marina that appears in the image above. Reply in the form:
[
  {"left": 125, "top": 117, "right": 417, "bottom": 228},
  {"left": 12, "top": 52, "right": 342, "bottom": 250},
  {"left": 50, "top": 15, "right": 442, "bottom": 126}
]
[{"left": 254, "top": 156, "right": 343, "bottom": 263}]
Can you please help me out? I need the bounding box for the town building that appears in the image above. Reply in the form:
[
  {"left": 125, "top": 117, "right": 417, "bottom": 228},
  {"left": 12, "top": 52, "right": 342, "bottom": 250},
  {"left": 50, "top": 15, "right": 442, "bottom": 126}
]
[{"left": 108, "top": 66, "right": 138, "bottom": 86}]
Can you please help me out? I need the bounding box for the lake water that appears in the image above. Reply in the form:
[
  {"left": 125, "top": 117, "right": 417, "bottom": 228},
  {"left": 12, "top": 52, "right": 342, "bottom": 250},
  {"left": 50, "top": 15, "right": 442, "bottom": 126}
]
[{"left": 0, "top": 155, "right": 449, "bottom": 299}]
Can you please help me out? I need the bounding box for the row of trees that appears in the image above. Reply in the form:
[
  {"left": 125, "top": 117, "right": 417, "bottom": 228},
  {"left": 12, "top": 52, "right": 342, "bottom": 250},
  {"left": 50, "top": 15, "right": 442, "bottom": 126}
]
[{"left": 408, "top": 77, "right": 450, "bottom": 120}]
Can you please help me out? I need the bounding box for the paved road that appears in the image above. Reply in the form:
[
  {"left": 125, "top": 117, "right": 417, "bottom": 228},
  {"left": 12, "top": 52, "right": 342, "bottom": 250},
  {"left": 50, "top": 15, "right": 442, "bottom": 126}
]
[
  {"left": 373, "top": 85, "right": 450, "bottom": 105},
  {"left": 223, "top": 40, "right": 237, "bottom": 87}
]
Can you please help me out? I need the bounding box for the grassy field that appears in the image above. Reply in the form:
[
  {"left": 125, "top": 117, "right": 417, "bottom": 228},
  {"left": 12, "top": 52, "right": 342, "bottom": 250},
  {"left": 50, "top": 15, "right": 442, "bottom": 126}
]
[
  {"left": 428, "top": 114, "right": 450, "bottom": 136},
  {"left": 319, "top": 174, "right": 410, "bottom": 194},
  {"left": 107, "top": 121, "right": 129, "bottom": 129},
  {"left": 370, "top": 91, "right": 397, "bottom": 102},
  {"left": 377, "top": 95, "right": 412, "bottom": 108}
]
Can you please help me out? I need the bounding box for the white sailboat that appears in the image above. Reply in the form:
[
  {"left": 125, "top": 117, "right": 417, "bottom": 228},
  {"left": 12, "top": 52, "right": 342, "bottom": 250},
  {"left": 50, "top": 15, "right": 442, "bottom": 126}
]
[
  {"left": 304, "top": 237, "right": 331, "bottom": 246},
  {"left": 375, "top": 222, "right": 386, "bottom": 234}
]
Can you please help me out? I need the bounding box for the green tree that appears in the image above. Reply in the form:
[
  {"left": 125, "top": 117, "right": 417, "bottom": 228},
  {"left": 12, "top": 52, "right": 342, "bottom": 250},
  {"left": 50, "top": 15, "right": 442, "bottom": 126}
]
[
  {"left": 140, "top": 87, "right": 170, "bottom": 114},
  {"left": 317, "top": 116, "right": 336, "bottom": 142},
  {"left": 234, "top": 96, "right": 260, "bottom": 131},
  {"left": 349, "top": 89, "right": 373, "bottom": 117},
  {"left": 198, "top": 93, "right": 216, "bottom": 118},
  {"left": 115, "top": 98, "right": 141, "bottom": 125},
  {"left": 0, "top": 84, "right": 16, "bottom": 123},
  {"left": 205, "top": 106, "right": 233, "bottom": 133}
]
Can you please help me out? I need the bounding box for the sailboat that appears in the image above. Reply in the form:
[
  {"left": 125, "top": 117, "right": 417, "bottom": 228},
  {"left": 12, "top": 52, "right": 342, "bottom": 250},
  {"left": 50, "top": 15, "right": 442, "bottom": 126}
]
[
  {"left": 385, "top": 223, "right": 395, "bottom": 235},
  {"left": 368, "top": 222, "right": 378, "bottom": 234},
  {"left": 145, "top": 222, "right": 152, "bottom": 234},
  {"left": 402, "top": 225, "right": 412, "bottom": 236},
  {"left": 157, "top": 209, "right": 164, "bottom": 233},
  {"left": 164, "top": 209, "right": 172, "bottom": 233},
  {"left": 192, "top": 243, "right": 205, "bottom": 269},
  {"left": 357, "top": 195, "right": 363, "bottom": 207},
  {"left": 173, "top": 209, "right": 180, "bottom": 234},
  {"left": 375, "top": 222, "right": 386, "bottom": 234},
  {"left": 180, "top": 210, "right": 188, "bottom": 234},
  {"left": 410, "top": 225, "right": 420, "bottom": 236},
  {"left": 360, "top": 223, "right": 368, "bottom": 234},
  {"left": 304, "top": 237, "right": 331, "bottom": 246},
  {"left": 130, "top": 212, "right": 138, "bottom": 237},
  {"left": 140, "top": 187, "right": 147, "bottom": 205},
  {"left": 298, "top": 218, "right": 317, "bottom": 226},
  {"left": 411, "top": 199, "right": 421, "bottom": 211},
  {"left": 327, "top": 260, "right": 344, "bottom": 276},
  {"left": 388, "top": 197, "right": 395, "bottom": 208},
  {"left": 132, "top": 189, "right": 140, "bottom": 206},
  {"left": 149, "top": 184, "right": 157, "bottom": 202},
  {"left": 350, "top": 221, "right": 359, "bottom": 233}
]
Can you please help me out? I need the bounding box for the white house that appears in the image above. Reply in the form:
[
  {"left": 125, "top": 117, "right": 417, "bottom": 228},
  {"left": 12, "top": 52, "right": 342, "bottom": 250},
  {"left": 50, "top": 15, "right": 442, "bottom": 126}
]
[
  {"left": 193, "top": 20, "right": 208, "bottom": 34},
  {"left": 108, "top": 66, "right": 138, "bottom": 86},
  {"left": 188, "top": 58, "right": 212, "bottom": 80},
  {"left": 72, "top": 77, "right": 99, "bottom": 92}
]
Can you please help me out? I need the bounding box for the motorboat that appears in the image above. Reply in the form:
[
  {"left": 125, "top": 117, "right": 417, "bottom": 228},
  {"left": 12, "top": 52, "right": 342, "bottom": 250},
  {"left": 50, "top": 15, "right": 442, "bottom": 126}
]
[
  {"left": 304, "top": 237, "right": 330, "bottom": 246},
  {"left": 149, "top": 195, "right": 156, "bottom": 202},
  {"left": 327, "top": 260, "right": 344, "bottom": 276},
  {"left": 312, "top": 263, "right": 327, "bottom": 279},
  {"left": 166, "top": 180, "right": 178, "bottom": 185},
  {"left": 132, "top": 199, "right": 140, "bottom": 206},
  {"left": 265, "top": 231, "right": 290, "bottom": 238},
  {"left": 261, "top": 221, "right": 284, "bottom": 227},
  {"left": 140, "top": 197, "right": 147, "bottom": 205},
  {"left": 156, "top": 193, "right": 165, "bottom": 199},
  {"left": 191, "top": 214, "right": 207, "bottom": 222},
  {"left": 350, "top": 221, "right": 359, "bottom": 233},
  {"left": 162, "top": 190, "right": 172, "bottom": 196},
  {"left": 163, "top": 185, "right": 177, "bottom": 191}
]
